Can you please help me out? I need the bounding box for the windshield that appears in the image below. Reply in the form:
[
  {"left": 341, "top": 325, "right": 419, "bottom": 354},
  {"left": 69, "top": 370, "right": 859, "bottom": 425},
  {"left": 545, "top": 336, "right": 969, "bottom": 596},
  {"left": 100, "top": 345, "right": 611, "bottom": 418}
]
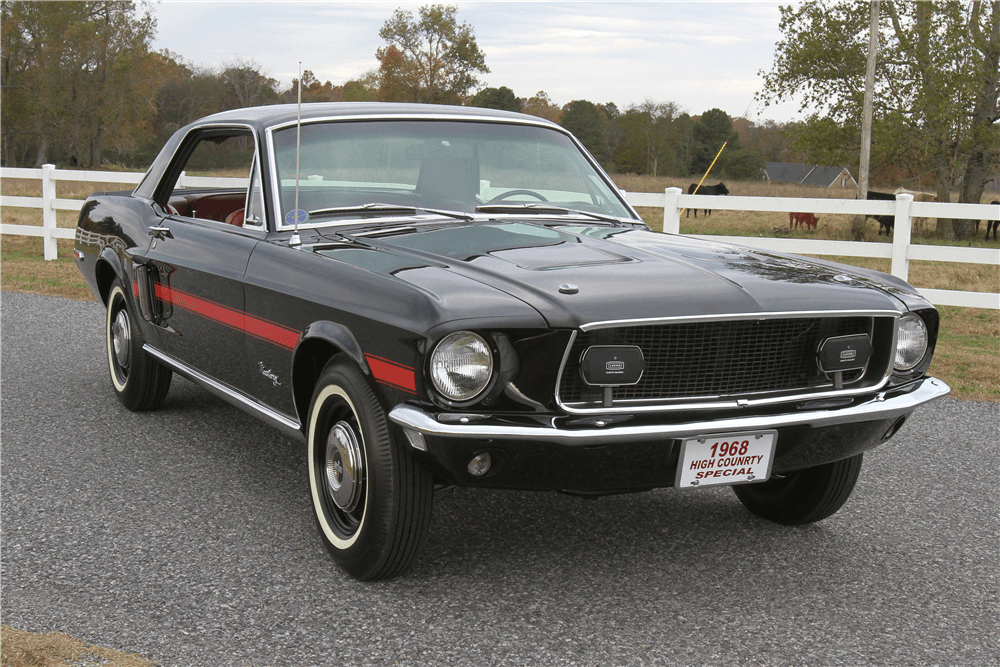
[{"left": 269, "top": 119, "right": 635, "bottom": 227}]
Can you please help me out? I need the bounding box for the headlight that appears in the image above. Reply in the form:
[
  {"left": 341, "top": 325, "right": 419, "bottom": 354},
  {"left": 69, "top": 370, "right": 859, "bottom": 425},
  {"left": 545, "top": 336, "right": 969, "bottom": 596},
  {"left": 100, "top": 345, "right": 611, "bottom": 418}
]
[
  {"left": 430, "top": 331, "right": 493, "bottom": 401},
  {"left": 894, "top": 313, "right": 929, "bottom": 371}
]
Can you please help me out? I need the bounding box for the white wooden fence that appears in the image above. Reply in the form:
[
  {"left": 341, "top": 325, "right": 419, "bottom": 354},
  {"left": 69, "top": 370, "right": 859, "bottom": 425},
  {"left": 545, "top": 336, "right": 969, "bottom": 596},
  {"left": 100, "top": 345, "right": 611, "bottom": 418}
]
[{"left": 2, "top": 165, "right": 998, "bottom": 309}]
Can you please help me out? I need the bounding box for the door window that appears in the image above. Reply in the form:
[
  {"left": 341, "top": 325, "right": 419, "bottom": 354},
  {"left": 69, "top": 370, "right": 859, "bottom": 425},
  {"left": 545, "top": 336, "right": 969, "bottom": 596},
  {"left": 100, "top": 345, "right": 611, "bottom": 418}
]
[{"left": 163, "top": 129, "right": 258, "bottom": 228}]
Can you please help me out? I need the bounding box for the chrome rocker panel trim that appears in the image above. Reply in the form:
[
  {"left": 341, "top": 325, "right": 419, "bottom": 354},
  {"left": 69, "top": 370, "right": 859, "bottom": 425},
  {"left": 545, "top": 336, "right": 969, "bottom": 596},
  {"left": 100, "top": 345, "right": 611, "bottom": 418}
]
[
  {"left": 144, "top": 344, "right": 303, "bottom": 441},
  {"left": 390, "top": 377, "right": 950, "bottom": 448}
]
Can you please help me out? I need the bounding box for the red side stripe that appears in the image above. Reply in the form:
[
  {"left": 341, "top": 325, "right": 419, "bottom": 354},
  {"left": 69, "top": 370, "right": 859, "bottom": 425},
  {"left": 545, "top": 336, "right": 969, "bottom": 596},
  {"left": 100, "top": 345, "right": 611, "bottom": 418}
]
[
  {"left": 154, "top": 284, "right": 299, "bottom": 350},
  {"left": 365, "top": 354, "right": 416, "bottom": 393},
  {"left": 244, "top": 317, "right": 300, "bottom": 350}
]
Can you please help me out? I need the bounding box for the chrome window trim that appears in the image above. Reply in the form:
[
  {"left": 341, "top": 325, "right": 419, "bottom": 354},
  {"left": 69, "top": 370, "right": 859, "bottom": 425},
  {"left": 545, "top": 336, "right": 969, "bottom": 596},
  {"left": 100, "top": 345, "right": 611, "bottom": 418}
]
[
  {"left": 554, "top": 310, "right": 902, "bottom": 415},
  {"left": 241, "top": 153, "right": 266, "bottom": 229},
  {"left": 265, "top": 112, "right": 563, "bottom": 134},
  {"left": 263, "top": 115, "right": 638, "bottom": 232},
  {"left": 154, "top": 122, "right": 267, "bottom": 231}
]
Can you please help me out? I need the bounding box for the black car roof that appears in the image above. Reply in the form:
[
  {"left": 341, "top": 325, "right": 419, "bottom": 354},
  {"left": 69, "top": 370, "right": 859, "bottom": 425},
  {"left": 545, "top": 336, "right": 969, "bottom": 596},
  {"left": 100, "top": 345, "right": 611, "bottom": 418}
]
[{"left": 197, "top": 102, "right": 560, "bottom": 131}]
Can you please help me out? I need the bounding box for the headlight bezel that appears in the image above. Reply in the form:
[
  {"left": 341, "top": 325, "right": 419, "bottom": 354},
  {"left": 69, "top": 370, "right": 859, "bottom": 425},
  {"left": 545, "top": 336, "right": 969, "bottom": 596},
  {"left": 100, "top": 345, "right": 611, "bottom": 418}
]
[
  {"left": 428, "top": 330, "right": 496, "bottom": 405},
  {"left": 891, "top": 309, "right": 937, "bottom": 380}
]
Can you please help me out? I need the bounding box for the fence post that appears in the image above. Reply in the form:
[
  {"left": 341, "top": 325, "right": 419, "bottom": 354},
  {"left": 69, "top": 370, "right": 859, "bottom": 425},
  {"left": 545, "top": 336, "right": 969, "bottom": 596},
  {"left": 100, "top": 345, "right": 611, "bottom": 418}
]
[
  {"left": 41, "top": 164, "right": 57, "bottom": 260},
  {"left": 663, "top": 187, "right": 681, "bottom": 234},
  {"left": 891, "top": 192, "right": 913, "bottom": 281}
]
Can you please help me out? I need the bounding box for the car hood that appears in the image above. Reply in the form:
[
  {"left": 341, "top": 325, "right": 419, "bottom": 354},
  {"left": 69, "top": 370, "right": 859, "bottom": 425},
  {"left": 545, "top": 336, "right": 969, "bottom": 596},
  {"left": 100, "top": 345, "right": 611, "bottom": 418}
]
[{"left": 319, "top": 220, "right": 910, "bottom": 329}]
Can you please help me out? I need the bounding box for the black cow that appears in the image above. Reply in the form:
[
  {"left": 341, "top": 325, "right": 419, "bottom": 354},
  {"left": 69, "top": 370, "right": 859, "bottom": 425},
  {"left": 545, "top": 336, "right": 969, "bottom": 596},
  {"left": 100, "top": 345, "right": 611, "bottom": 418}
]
[
  {"left": 685, "top": 182, "right": 729, "bottom": 218},
  {"left": 986, "top": 201, "right": 999, "bottom": 241},
  {"left": 866, "top": 190, "right": 896, "bottom": 235}
]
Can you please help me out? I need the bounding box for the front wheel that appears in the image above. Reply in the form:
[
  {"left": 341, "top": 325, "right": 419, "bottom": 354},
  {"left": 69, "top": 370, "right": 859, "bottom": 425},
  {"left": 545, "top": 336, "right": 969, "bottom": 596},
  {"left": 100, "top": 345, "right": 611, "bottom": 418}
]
[
  {"left": 307, "top": 357, "right": 433, "bottom": 580},
  {"left": 106, "top": 278, "right": 171, "bottom": 411},
  {"left": 732, "top": 454, "right": 863, "bottom": 525}
]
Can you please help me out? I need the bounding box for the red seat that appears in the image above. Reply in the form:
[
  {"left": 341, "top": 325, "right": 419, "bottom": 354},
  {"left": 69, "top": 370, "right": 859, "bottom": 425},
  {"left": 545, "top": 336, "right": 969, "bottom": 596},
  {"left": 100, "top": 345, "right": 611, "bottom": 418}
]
[{"left": 225, "top": 209, "right": 245, "bottom": 227}]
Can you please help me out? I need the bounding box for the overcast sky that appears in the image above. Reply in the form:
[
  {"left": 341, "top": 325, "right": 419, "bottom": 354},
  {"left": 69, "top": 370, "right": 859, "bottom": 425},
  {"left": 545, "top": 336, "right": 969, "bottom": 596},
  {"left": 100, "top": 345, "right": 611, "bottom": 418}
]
[{"left": 150, "top": 1, "right": 807, "bottom": 123}]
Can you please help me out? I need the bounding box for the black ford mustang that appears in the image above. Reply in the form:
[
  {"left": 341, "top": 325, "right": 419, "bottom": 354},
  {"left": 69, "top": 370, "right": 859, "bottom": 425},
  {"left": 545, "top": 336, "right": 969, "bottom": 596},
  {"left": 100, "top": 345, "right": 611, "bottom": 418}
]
[{"left": 75, "top": 103, "right": 949, "bottom": 580}]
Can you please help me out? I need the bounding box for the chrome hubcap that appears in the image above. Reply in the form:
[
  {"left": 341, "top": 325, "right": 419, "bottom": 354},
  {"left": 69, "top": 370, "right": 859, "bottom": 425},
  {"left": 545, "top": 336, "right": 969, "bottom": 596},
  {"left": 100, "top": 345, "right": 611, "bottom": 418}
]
[
  {"left": 112, "top": 309, "right": 131, "bottom": 369},
  {"left": 325, "top": 421, "right": 363, "bottom": 512}
]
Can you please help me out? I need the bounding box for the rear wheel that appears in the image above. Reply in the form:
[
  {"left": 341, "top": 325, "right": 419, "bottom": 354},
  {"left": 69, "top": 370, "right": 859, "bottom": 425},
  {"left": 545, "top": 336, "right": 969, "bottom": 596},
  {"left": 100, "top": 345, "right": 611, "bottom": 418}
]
[
  {"left": 307, "top": 356, "right": 433, "bottom": 580},
  {"left": 732, "top": 454, "right": 863, "bottom": 525},
  {"left": 106, "top": 279, "right": 171, "bottom": 411}
]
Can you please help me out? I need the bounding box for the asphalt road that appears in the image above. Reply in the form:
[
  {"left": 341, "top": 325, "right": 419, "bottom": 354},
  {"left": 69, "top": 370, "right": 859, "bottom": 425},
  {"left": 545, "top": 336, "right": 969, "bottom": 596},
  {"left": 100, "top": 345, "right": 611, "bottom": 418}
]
[{"left": 2, "top": 291, "right": 997, "bottom": 667}]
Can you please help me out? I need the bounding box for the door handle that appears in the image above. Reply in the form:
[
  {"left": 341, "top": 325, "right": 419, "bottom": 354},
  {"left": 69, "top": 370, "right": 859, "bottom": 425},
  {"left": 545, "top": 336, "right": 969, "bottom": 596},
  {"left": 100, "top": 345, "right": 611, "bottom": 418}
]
[{"left": 148, "top": 226, "right": 173, "bottom": 239}]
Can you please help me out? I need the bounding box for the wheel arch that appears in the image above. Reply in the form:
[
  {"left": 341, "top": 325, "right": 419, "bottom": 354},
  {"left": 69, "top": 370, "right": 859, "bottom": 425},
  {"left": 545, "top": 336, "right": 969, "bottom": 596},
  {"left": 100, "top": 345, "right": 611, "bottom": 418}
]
[
  {"left": 94, "top": 248, "right": 127, "bottom": 306},
  {"left": 292, "top": 321, "right": 372, "bottom": 429}
]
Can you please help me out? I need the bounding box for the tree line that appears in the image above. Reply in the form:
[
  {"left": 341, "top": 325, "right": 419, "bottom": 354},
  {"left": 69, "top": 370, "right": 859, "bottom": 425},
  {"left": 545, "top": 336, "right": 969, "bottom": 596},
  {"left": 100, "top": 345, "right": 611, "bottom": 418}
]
[
  {"left": 3, "top": 1, "right": 995, "bottom": 238},
  {"left": 0, "top": 1, "right": 784, "bottom": 180}
]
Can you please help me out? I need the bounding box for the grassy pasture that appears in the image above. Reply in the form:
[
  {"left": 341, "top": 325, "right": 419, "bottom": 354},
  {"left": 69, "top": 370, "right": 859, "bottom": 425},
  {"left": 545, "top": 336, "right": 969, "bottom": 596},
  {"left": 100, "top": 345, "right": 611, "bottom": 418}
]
[{"left": 2, "top": 174, "right": 997, "bottom": 400}]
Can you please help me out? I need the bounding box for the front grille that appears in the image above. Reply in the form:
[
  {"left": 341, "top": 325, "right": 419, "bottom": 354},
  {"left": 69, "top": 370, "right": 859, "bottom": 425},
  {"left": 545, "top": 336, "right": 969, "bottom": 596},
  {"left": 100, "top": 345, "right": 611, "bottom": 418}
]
[{"left": 558, "top": 316, "right": 883, "bottom": 409}]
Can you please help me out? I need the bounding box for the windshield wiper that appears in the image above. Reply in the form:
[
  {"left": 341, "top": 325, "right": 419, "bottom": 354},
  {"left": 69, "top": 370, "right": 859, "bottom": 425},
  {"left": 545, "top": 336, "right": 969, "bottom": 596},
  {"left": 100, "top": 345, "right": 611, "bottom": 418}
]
[
  {"left": 474, "top": 203, "right": 624, "bottom": 224},
  {"left": 308, "top": 202, "right": 473, "bottom": 222}
]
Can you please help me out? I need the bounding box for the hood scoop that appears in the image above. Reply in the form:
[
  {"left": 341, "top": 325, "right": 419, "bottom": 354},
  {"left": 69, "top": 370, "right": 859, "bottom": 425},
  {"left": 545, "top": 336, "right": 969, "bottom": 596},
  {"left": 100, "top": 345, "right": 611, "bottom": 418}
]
[{"left": 490, "top": 242, "right": 631, "bottom": 270}]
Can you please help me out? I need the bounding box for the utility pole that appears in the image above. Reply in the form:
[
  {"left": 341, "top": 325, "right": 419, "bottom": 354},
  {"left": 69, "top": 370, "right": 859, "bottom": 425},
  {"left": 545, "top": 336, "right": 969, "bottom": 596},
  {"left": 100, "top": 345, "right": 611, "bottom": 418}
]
[{"left": 854, "top": 0, "right": 880, "bottom": 240}]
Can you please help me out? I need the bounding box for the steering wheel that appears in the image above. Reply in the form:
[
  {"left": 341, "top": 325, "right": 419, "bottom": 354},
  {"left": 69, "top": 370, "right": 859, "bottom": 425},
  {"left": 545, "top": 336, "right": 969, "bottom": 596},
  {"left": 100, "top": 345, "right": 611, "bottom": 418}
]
[{"left": 485, "top": 189, "right": 549, "bottom": 204}]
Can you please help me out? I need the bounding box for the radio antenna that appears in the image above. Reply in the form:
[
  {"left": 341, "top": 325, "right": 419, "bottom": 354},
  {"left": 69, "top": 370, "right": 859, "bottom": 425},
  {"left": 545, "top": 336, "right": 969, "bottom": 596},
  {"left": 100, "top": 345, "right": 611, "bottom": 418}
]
[{"left": 289, "top": 61, "right": 303, "bottom": 247}]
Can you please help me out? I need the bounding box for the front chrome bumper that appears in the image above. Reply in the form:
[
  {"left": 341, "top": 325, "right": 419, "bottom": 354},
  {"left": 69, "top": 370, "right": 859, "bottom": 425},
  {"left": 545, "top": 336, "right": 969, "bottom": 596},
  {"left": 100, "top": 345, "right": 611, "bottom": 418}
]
[{"left": 389, "top": 377, "right": 950, "bottom": 447}]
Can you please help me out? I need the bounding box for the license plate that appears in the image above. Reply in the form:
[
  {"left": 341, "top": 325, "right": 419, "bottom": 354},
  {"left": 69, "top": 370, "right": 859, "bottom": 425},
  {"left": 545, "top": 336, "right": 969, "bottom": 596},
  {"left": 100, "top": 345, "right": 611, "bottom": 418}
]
[{"left": 675, "top": 431, "right": 777, "bottom": 488}]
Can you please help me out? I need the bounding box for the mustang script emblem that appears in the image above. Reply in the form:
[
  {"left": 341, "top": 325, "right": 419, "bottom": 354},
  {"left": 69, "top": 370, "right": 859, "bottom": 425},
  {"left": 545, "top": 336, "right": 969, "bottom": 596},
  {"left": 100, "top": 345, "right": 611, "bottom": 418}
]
[{"left": 258, "top": 362, "right": 281, "bottom": 387}]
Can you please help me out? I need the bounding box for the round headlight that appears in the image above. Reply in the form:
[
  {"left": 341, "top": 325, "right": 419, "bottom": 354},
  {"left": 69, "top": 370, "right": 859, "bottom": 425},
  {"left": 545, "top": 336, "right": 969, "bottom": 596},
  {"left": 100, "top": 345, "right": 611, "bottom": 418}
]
[
  {"left": 430, "top": 331, "right": 493, "bottom": 402},
  {"left": 894, "top": 313, "right": 929, "bottom": 371}
]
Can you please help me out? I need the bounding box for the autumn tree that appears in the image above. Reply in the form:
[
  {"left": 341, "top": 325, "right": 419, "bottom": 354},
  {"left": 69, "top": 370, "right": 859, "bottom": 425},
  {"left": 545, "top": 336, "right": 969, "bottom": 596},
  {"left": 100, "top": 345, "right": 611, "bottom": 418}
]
[
  {"left": 1, "top": 0, "right": 159, "bottom": 167},
  {"left": 471, "top": 86, "right": 521, "bottom": 112},
  {"left": 221, "top": 56, "right": 280, "bottom": 108},
  {"left": 521, "top": 91, "right": 562, "bottom": 123},
  {"left": 758, "top": 1, "right": 999, "bottom": 238},
  {"left": 342, "top": 75, "right": 379, "bottom": 102},
  {"left": 286, "top": 70, "right": 342, "bottom": 103},
  {"left": 376, "top": 4, "right": 488, "bottom": 104},
  {"left": 140, "top": 51, "right": 224, "bottom": 161},
  {"left": 736, "top": 118, "right": 801, "bottom": 163}
]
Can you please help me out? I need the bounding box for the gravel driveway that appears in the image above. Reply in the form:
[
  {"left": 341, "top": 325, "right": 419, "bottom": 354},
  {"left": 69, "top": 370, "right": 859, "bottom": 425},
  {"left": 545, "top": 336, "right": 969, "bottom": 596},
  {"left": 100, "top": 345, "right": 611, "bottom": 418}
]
[{"left": 2, "top": 291, "right": 997, "bottom": 666}]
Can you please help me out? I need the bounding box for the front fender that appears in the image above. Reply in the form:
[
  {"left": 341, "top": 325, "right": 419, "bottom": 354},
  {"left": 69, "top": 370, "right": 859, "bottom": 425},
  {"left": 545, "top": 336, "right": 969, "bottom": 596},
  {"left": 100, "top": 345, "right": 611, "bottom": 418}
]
[
  {"left": 298, "top": 321, "right": 370, "bottom": 374},
  {"left": 291, "top": 321, "right": 372, "bottom": 429}
]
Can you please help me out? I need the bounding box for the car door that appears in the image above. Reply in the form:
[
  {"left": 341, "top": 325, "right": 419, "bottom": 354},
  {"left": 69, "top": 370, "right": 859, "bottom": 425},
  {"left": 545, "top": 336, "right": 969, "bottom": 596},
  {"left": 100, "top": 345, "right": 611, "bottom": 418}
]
[{"left": 140, "top": 127, "right": 265, "bottom": 396}]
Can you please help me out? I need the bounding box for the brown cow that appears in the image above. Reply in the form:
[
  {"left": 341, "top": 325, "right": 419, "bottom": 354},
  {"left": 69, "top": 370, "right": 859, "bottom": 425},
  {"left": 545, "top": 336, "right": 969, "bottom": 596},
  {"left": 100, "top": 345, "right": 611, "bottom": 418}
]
[
  {"left": 895, "top": 189, "right": 937, "bottom": 232},
  {"left": 789, "top": 212, "right": 819, "bottom": 230}
]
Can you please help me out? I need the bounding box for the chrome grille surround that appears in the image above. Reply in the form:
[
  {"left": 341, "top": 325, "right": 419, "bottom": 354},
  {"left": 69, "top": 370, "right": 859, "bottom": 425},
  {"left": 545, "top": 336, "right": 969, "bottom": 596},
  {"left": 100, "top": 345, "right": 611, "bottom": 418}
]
[{"left": 555, "top": 311, "right": 900, "bottom": 414}]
